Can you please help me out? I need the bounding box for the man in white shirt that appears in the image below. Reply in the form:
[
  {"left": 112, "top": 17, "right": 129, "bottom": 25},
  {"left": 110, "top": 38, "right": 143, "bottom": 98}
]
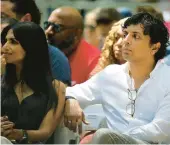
[{"left": 64, "top": 12, "right": 170, "bottom": 144}]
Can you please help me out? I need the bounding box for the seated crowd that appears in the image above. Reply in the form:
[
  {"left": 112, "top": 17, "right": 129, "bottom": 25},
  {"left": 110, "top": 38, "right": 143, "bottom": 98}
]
[{"left": 1, "top": 0, "right": 170, "bottom": 144}]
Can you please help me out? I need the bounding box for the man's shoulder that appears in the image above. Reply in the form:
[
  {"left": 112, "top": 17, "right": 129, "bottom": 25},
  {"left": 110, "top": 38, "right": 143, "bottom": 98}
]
[
  {"left": 48, "top": 44, "right": 71, "bottom": 84},
  {"left": 159, "top": 62, "right": 170, "bottom": 77},
  {"left": 153, "top": 62, "right": 170, "bottom": 94},
  {"left": 48, "top": 44, "right": 68, "bottom": 60},
  {"left": 102, "top": 64, "right": 126, "bottom": 75},
  {"left": 164, "top": 54, "right": 170, "bottom": 66},
  {"left": 153, "top": 61, "right": 170, "bottom": 88},
  {"left": 155, "top": 61, "right": 170, "bottom": 74}
]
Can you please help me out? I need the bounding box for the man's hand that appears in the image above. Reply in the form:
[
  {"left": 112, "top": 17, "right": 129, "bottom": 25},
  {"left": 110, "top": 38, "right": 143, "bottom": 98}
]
[
  {"left": 64, "top": 99, "right": 89, "bottom": 133},
  {"left": 1, "top": 116, "right": 15, "bottom": 137}
]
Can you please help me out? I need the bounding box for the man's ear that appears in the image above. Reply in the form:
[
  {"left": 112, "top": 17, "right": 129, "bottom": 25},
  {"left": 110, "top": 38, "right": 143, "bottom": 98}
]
[
  {"left": 151, "top": 42, "right": 161, "bottom": 55},
  {"left": 20, "top": 13, "right": 32, "bottom": 22}
]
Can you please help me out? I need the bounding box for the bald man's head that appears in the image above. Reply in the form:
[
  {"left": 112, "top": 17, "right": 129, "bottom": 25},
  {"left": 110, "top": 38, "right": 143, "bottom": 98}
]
[
  {"left": 45, "top": 6, "right": 84, "bottom": 56},
  {"left": 52, "top": 7, "right": 83, "bottom": 29}
]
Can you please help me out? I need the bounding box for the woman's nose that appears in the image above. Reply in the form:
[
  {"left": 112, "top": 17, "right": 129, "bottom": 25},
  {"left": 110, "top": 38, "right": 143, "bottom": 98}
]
[
  {"left": 1, "top": 42, "right": 12, "bottom": 54},
  {"left": 117, "top": 38, "right": 123, "bottom": 47}
]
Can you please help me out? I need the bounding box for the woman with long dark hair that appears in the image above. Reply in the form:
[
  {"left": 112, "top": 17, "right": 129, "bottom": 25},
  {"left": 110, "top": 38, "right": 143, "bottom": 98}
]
[{"left": 1, "top": 22, "right": 65, "bottom": 143}]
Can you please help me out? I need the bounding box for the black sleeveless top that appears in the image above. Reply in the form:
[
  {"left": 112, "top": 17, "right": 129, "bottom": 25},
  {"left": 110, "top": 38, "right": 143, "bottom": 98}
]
[{"left": 1, "top": 87, "right": 48, "bottom": 130}]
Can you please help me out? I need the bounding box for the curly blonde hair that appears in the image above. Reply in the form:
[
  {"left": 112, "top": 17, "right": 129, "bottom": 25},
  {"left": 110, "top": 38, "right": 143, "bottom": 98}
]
[{"left": 90, "top": 18, "right": 128, "bottom": 77}]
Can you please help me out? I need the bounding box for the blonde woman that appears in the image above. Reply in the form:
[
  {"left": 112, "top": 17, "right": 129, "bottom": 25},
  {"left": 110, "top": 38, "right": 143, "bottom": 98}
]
[{"left": 90, "top": 18, "right": 127, "bottom": 77}]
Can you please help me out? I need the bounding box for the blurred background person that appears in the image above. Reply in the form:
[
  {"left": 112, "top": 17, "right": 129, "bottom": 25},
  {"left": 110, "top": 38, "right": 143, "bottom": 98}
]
[
  {"left": 83, "top": 8, "right": 121, "bottom": 50},
  {"left": 83, "top": 8, "right": 100, "bottom": 48},
  {"left": 1, "top": 17, "right": 18, "bottom": 33},
  {"left": 95, "top": 8, "right": 121, "bottom": 49},
  {"left": 45, "top": 6, "right": 100, "bottom": 85},
  {"left": 136, "top": 5, "right": 164, "bottom": 21}
]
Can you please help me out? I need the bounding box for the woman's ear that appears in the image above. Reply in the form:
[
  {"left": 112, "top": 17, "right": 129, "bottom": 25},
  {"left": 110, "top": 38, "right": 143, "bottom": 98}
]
[{"left": 20, "top": 13, "right": 32, "bottom": 22}]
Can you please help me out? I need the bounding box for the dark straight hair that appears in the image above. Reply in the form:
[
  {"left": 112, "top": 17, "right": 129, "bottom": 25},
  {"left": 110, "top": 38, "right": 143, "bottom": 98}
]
[{"left": 2, "top": 22, "right": 58, "bottom": 111}]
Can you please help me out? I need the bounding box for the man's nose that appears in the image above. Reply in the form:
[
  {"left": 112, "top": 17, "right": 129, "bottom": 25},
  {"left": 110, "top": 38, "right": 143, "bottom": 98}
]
[
  {"left": 45, "top": 25, "right": 54, "bottom": 35},
  {"left": 123, "top": 34, "right": 131, "bottom": 46}
]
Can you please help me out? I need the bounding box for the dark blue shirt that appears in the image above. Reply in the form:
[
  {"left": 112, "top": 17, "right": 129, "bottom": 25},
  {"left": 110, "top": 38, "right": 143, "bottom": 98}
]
[{"left": 48, "top": 44, "right": 71, "bottom": 85}]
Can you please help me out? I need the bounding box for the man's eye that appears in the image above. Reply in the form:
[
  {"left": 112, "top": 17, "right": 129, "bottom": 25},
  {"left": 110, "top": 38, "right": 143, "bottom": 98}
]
[{"left": 133, "top": 34, "right": 140, "bottom": 39}]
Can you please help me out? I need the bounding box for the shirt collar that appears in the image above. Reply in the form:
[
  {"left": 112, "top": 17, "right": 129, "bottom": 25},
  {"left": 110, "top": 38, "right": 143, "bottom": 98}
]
[{"left": 122, "top": 60, "right": 163, "bottom": 78}]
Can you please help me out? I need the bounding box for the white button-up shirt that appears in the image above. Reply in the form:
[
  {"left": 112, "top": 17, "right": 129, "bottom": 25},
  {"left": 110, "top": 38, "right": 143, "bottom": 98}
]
[{"left": 66, "top": 61, "right": 170, "bottom": 144}]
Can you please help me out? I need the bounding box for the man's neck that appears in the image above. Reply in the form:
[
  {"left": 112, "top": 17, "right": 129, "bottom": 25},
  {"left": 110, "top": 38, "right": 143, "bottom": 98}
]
[{"left": 128, "top": 59, "right": 155, "bottom": 80}]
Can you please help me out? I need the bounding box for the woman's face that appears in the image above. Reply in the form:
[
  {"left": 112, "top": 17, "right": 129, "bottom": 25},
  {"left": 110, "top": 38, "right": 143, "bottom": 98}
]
[
  {"left": 1, "top": 29, "right": 26, "bottom": 64},
  {"left": 113, "top": 27, "right": 125, "bottom": 64}
]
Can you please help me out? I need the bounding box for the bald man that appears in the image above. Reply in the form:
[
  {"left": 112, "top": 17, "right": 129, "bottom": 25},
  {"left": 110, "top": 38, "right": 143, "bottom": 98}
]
[{"left": 45, "top": 7, "right": 100, "bottom": 85}]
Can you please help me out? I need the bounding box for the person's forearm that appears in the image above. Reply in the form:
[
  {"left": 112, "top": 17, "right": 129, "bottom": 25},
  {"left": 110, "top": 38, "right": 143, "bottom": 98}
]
[
  {"left": 27, "top": 129, "right": 53, "bottom": 142},
  {"left": 8, "top": 129, "right": 53, "bottom": 142},
  {"left": 66, "top": 85, "right": 101, "bottom": 109}
]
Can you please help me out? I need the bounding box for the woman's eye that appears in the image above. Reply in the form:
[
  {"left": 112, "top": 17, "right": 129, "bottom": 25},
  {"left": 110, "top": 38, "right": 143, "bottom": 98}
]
[
  {"left": 10, "top": 39, "right": 18, "bottom": 44},
  {"left": 123, "top": 34, "right": 127, "bottom": 38},
  {"left": 115, "top": 36, "right": 119, "bottom": 41}
]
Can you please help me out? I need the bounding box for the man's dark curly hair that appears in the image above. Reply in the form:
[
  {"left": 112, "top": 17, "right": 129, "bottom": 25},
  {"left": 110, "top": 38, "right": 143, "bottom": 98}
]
[
  {"left": 2, "top": 0, "right": 41, "bottom": 25},
  {"left": 123, "top": 12, "right": 169, "bottom": 63}
]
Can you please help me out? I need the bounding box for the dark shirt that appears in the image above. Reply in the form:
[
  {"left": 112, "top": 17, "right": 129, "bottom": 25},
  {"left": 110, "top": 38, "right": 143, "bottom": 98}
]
[
  {"left": 1, "top": 88, "right": 48, "bottom": 130},
  {"left": 48, "top": 44, "right": 71, "bottom": 85}
]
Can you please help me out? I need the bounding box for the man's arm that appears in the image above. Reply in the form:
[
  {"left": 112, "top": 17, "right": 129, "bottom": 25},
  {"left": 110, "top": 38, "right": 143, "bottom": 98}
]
[
  {"left": 125, "top": 92, "right": 170, "bottom": 144},
  {"left": 66, "top": 71, "right": 102, "bottom": 109},
  {"left": 64, "top": 71, "right": 103, "bottom": 132}
]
